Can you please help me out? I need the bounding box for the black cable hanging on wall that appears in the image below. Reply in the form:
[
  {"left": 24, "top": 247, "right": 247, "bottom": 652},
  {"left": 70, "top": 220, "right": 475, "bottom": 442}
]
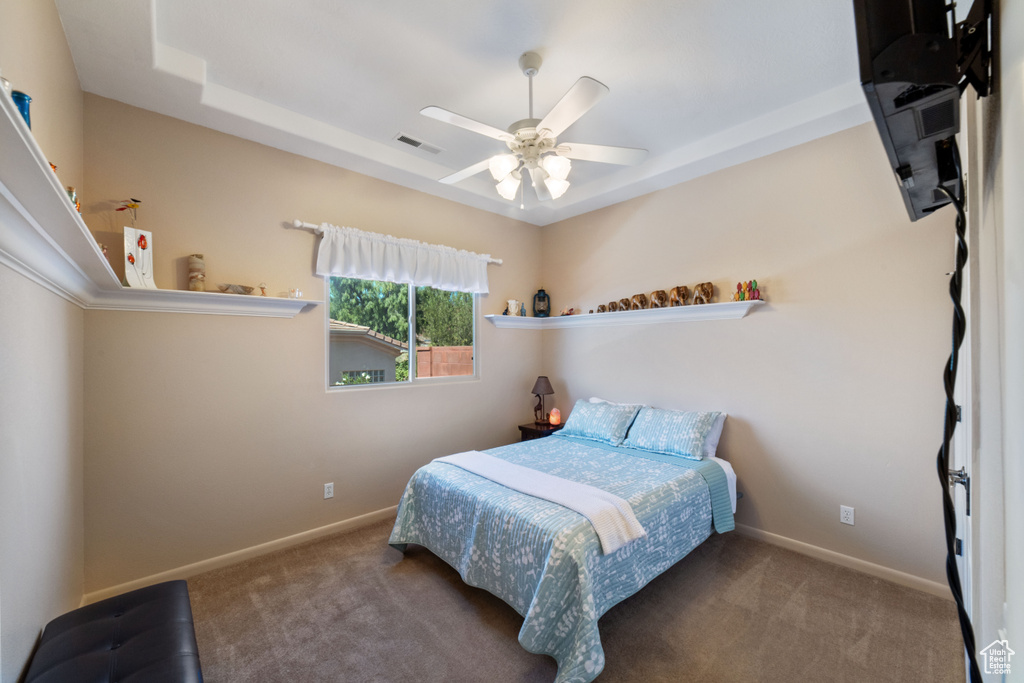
[{"left": 933, "top": 181, "right": 981, "bottom": 682}]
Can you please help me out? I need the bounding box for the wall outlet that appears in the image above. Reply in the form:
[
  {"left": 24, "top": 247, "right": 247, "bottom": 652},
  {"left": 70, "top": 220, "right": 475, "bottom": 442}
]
[
  {"left": 324, "top": 482, "right": 334, "bottom": 499},
  {"left": 840, "top": 505, "right": 855, "bottom": 525}
]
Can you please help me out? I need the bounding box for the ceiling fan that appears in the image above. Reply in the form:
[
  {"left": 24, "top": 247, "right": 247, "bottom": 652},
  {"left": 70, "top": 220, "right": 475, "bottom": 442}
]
[{"left": 422, "top": 52, "right": 647, "bottom": 203}]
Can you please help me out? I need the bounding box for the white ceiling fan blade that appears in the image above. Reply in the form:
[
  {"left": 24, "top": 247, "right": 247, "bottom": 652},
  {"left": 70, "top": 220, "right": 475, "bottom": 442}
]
[
  {"left": 556, "top": 142, "right": 648, "bottom": 166},
  {"left": 526, "top": 167, "right": 553, "bottom": 202},
  {"left": 439, "top": 158, "right": 492, "bottom": 184},
  {"left": 421, "top": 106, "right": 513, "bottom": 142},
  {"left": 537, "top": 77, "right": 609, "bottom": 138}
]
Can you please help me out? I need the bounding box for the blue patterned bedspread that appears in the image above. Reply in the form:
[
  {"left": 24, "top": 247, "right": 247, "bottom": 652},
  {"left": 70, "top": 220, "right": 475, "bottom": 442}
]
[{"left": 388, "top": 434, "right": 734, "bottom": 683}]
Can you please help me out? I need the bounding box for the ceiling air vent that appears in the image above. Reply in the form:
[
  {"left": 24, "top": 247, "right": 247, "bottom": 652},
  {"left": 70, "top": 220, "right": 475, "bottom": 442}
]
[{"left": 395, "top": 133, "right": 443, "bottom": 155}]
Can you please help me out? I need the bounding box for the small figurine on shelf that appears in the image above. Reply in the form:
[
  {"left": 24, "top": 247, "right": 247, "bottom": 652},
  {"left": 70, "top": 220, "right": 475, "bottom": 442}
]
[
  {"left": 188, "top": 254, "right": 206, "bottom": 291},
  {"left": 259, "top": 282, "right": 268, "bottom": 297},
  {"left": 692, "top": 282, "right": 714, "bottom": 305},
  {"left": 732, "top": 280, "right": 762, "bottom": 302},
  {"left": 559, "top": 306, "right": 574, "bottom": 316},
  {"left": 668, "top": 285, "right": 690, "bottom": 307},
  {"left": 66, "top": 187, "right": 81, "bottom": 213}
]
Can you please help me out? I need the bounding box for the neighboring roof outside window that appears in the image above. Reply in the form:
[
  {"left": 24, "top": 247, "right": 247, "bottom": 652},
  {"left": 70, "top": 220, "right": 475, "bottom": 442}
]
[{"left": 329, "top": 319, "right": 408, "bottom": 353}]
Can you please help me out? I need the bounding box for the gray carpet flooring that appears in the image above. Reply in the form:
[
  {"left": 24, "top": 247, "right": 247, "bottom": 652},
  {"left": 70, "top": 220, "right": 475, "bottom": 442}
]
[{"left": 187, "top": 519, "right": 964, "bottom": 682}]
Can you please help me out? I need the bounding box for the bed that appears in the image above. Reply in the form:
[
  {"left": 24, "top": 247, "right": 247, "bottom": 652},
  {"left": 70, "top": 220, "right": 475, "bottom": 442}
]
[{"left": 389, "top": 401, "right": 736, "bottom": 683}]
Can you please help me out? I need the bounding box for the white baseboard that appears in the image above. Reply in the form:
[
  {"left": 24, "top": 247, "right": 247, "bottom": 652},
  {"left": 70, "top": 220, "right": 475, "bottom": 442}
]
[
  {"left": 82, "top": 505, "right": 398, "bottom": 606},
  {"left": 734, "top": 523, "right": 952, "bottom": 600}
]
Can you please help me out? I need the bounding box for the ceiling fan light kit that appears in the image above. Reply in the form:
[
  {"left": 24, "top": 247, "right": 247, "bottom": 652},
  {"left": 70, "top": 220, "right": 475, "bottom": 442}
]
[
  {"left": 540, "top": 154, "right": 571, "bottom": 181},
  {"left": 496, "top": 171, "right": 522, "bottom": 200},
  {"left": 489, "top": 154, "right": 520, "bottom": 182},
  {"left": 422, "top": 51, "right": 647, "bottom": 205},
  {"left": 543, "top": 177, "right": 570, "bottom": 200}
]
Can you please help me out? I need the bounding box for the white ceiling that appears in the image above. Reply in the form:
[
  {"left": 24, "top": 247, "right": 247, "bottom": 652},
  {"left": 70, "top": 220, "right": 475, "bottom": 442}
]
[{"left": 54, "top": 0, "right": 871, "bottom": 226}]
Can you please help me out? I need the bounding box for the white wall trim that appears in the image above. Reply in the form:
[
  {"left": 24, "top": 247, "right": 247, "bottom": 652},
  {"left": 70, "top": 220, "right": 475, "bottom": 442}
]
[
  {"left": 734, "top": 523, "right": 952, "bottom": 600},
  {"left": 81, "top": 505, "right": 398, "bottom": 606}
]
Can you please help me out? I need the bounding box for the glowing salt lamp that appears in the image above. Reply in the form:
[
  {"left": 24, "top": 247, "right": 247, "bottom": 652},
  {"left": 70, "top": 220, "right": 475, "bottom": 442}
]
[{"left": 549, "top": 408, "right": 561, "bottom": 426}]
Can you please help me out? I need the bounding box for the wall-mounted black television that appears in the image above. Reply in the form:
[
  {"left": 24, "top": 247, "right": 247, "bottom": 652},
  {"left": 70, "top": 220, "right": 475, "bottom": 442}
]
[{"left": 853, "top": 0, "right": 989, "bottom": 221}]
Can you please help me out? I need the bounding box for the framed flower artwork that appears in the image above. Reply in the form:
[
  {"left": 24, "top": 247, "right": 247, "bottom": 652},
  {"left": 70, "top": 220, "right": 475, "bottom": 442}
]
[{"left": 124, "top": 227, "right": 156, "bottom": 289}]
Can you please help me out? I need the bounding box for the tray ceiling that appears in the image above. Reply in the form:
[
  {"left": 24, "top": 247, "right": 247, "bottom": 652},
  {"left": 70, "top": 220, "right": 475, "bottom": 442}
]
[{"left": 55, "top": 0, "right": 870, "bottom": 226}]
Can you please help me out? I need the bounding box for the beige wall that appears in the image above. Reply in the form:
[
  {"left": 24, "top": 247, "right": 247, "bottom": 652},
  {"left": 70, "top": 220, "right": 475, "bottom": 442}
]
[
  {"left": 81, "top": 95, "right": 542, "bottom": 592},
  {"left": 541, "top": 123, "right": 954, "bottom": 584},
  {"left": 0, "top": 272, "right": 85, "bottom": 683},
  {"left": 0, "top": 1, "right": 85, "bottom": 681}
]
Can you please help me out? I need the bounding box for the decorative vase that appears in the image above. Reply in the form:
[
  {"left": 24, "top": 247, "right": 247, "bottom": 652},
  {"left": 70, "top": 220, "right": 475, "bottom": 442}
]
[
  {"left": 188, "top": 254, "right": 206, "bottom": 291},
  {"left": 11, "top": 91, "right": 31, "bottom": 129}
]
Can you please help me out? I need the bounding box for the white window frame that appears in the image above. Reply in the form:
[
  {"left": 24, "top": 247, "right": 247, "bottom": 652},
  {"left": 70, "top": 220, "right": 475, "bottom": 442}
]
[{"left": 324, "top": 278, "right": 479, "bottom": 392}]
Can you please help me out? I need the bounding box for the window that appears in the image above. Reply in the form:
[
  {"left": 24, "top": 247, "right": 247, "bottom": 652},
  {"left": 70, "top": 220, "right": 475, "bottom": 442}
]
[
  {"left": 328, "top": 277, "right": 475, "bottom": 387},
  {"left": 340, "top": 370, "right": 386, "bottom": 385}
]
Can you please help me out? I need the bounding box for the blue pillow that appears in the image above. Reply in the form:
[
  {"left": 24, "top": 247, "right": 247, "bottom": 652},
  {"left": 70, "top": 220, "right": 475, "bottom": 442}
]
[
  {"left": 560, "top": 399, "right": 642, "bottom": 446},
  {"left": 622, "top": 407, "right": 723, "bottom": 460}
]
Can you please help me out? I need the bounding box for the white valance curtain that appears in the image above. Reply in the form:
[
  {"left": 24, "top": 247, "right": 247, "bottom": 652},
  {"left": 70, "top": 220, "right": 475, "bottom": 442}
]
[{"left": 314, "top": 224, "right": 493, "bottom": 294}]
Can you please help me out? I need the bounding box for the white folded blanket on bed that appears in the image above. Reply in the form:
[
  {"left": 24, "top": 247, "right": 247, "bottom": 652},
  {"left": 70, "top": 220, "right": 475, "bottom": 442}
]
[{"left": 435, "top": 451, "right": 647, "bottom": 554}]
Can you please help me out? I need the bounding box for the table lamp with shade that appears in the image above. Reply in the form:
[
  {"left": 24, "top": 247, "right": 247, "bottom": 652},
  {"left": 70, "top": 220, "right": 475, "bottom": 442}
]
[{"left": 532, "top": 376, "right": 554, "bottom": 424}]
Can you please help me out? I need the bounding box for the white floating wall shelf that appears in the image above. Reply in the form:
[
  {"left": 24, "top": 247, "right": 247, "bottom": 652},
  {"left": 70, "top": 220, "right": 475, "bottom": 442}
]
[
  {"left": 485, "top": 299, "right": 764, "bottom": 329},
  {"left": 0, "top": 91, "right": 319, "bottom": 318}
]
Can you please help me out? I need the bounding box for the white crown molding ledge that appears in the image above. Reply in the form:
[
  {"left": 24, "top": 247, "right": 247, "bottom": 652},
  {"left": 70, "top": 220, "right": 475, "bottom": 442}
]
[{"left": 0, "top": 91, "right": 320, "bottom": 318}]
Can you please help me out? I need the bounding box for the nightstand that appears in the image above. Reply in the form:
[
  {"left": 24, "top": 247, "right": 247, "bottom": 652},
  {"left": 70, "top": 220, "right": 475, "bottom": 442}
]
[{"left": 518, "top": 422, "right": 564, "bottom": 441}]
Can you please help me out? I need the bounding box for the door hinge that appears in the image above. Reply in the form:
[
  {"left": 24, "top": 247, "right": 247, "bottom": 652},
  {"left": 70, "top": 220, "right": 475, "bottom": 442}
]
[
  {"left": 955, "top": 538, "right": 963, "bottom": 556},
  {"left": 956, "top": 405, "right": 962, "bottom": 422},
  {"left": 948, "top": 467, "right": 971, "bottom": 516}
]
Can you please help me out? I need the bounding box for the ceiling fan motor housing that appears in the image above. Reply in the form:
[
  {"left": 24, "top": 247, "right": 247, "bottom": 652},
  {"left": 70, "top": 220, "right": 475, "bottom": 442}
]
[
  {"left": 424, "top": 50, "right": 646, "bottom": 201},
  {"left": 519, "top": 51, "right": 542, "bottom": 77},
  {"left": 505, "top": 120, "right": 557, "bottom": 168}
]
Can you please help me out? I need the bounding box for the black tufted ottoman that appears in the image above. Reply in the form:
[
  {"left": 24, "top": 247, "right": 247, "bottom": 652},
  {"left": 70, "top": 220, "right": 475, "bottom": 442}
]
[{"left": 24, "top": 580, "right": 203, "bottom": 683}]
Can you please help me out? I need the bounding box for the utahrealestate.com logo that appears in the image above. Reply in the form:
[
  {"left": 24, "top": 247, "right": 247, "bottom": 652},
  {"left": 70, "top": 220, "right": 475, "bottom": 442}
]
[{"left": 980, "top": 639, "right": 1014, "bottom": 676}]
